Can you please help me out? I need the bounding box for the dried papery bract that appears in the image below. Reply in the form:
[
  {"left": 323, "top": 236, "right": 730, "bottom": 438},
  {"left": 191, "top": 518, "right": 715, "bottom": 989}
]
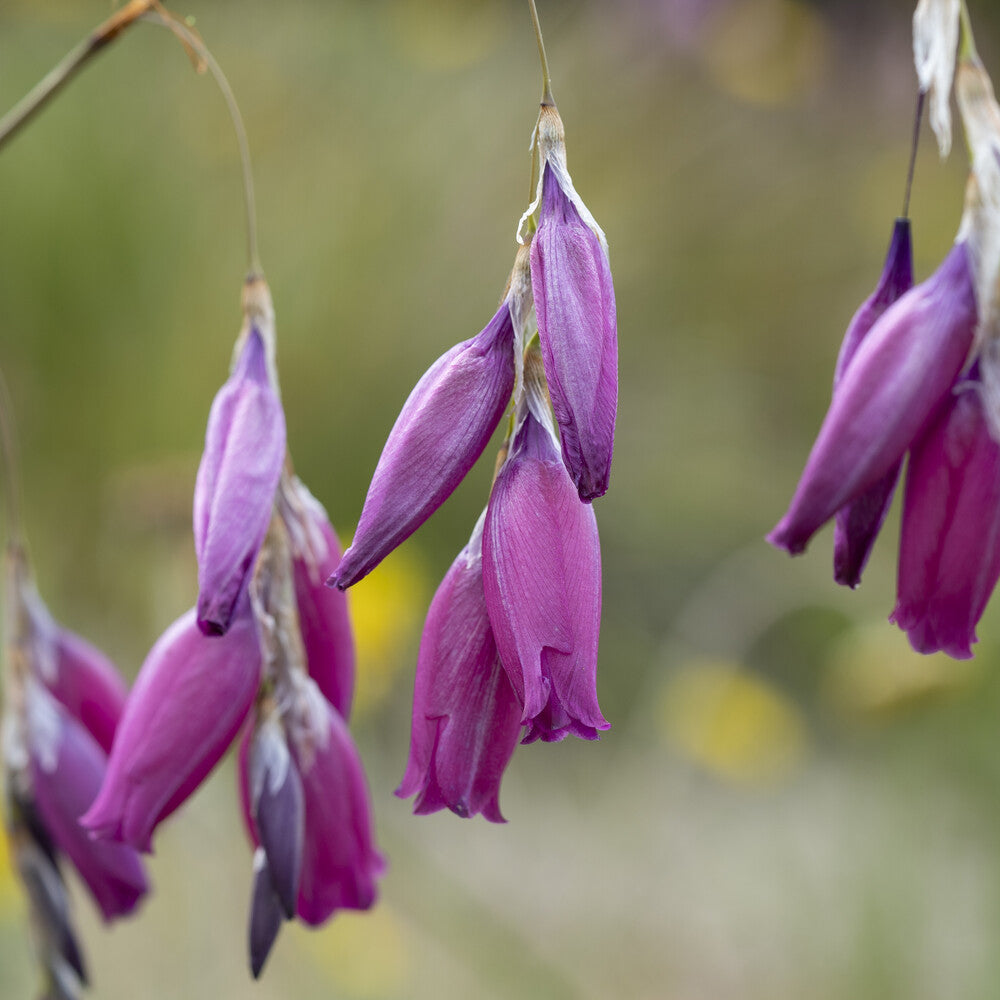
[{"left": 913, "top": 0, "right": 961, "bottom": 156}]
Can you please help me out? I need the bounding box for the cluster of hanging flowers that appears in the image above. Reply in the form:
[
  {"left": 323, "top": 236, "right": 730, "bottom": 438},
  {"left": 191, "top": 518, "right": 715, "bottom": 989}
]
[
  {"left": 2, "top": 540, "right": 148, "bottom": 998},
  {"left": 0, "top": 1, "right": 616, "bottom": 992},
  {"left": 81, "top": 277, "right": 384, "bottom": 977},
  {"left": 331, "top": 91, "right": 618, "bottom": 819},
  {"left": 769, "top": 0, "right": 1000, "bottom": 659}
]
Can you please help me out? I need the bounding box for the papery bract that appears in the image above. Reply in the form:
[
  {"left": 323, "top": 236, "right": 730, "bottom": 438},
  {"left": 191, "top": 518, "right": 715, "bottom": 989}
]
[
  {"left": 293, "top": 685, "right": 385, "bottom": 925},
  {"left": 397, "top": 518, "right": 522, "bottom": 822},
  {"left": 483, "top": 409, "right": 607, "bottom": 743},
  {"left": 531, "top": 163, "right": 618, "bottom": 502},
  {"left": 891, "top": 375, "right": 1000, "bottom": 657},
  {"left": 913, "top": 0, "right": 961, "bottom": 157},
  {"left": 194, "top": 324, "right": 286, "bottom": 636},
  {"left": 769, "top": 240, "right": 977, "bottom": 556},
  {"left": 832, "top": 218, "right": 914, "bottom": 587},
  {"left": 82, "top": 604, "right": 261, "bottom": 852},
  {"left": 333, "top": 303, "right": 515, "bottom": 589},
  {"left": 26, "top": 682, "right": 147, "bottom": 921}
]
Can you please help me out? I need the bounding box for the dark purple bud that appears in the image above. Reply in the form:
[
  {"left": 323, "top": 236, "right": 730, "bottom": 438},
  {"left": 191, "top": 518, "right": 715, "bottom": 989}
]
[
  {"left": 248, "top": 848, "right": 285, "bottom": 980},
  {"left": 832, "top": 218, "right": 914, "bottom": 587},
  {"left": 248, "top": 718, "right": 304, "bottom": 919},
  {"left": 332, "top": 303, "right": 515, "bottom": 589}
]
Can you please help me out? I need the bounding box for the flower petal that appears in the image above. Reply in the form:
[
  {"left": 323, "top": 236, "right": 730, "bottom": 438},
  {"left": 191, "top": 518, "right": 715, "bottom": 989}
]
[
  {"left": 397, "top": 518, "right": 522, "bottom": 822},
  {"left": 333, "top": 305, "right": 515, "bottom": 588},
  {"left": 531, "top": 165, "right": 618, "bottom": 502},
  {"left": 891, "top": 378, "right": 1000, "bottom": 657},
  {"left": 81, "top": 605, "right": 261, "bottom": 852},
  {"left": 194, "top": 327, "right": 286, "bottom": 635},
  {"left": 26, "top": 683, "right": 148, "bottom": 921},
  {"left": 482, "top": 413, "right": 607, "bottom": 742},
  {"left": 769, "top": 241, "right": 976, "bottom": 555},
  {"left": 294, "top": 687, "right": 385, "bottom": 925}
]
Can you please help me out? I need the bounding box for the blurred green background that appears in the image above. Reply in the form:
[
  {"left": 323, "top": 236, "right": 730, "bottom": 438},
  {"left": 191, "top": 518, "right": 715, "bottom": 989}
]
[{"left": 4, "top": 1, "right": 1000, "bottom": 998}]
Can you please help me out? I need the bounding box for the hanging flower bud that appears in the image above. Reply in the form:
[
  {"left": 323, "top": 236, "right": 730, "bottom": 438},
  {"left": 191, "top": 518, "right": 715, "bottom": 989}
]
[
  {"left": 82, "top": 599, "right": 261, "bottom": 852},
  {"left": 482, "top": 351, "right": 608, "bottom": 743},
  {"left": 194, "top": 277, "right": 286, "bottom": 635},
  {"left": 524, "top": 104, "right": 618, "bottom": 502},
  {"left": 278, "top": 474, "right": 355, "bottom": 717},
  {"left": 769, "top": 238, "right": 976, "bottom": 556},
  {"left": 913, "top": 0, "right": 961, "bottom": 157},
  {"left": 832, "top": 218, "right": 915, "bottom": 587},
  {"left": 247, "top": 848, "right": 284, "bottom": 980},
  {"left": 397, "top": 512, "right": 522, "bottom": 822},
  {"left": 331, "top": 296, "right": 516, "bottom": 590}
]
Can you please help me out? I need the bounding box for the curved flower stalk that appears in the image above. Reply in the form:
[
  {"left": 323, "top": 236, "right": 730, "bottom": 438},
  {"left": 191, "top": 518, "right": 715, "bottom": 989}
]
[
  {"left": 239, "top": 517, "right": 383, "bottom": 978},
  {"left": 483, "top": 347, "right": 608, "bottom": 743},
  {"left": 396, "top": 511, "right": 523, "bottom": 821},
  {"left": 524, "top": 104, "right": 618, "bottom": 501},
  {"left": 2, "top": 544, "right": 148, "bottom": 1000}
]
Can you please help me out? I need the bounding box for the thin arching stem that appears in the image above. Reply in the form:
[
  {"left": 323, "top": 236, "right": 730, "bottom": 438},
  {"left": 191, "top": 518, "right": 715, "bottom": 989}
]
[
  {"left": 0, "top": 370, "right": 24, "bottom": 548},
  {"left": 902, "top": 90, "right": 925, "bottom": 219},
  {"left": 527, "top": 0, "right": 555, "bottom": 107},
  {"left": 0, "top": 0, "right": 156, "bottom": 152},
  {"left": 143, "top": 12, "right": 262, "bottom": 276}
]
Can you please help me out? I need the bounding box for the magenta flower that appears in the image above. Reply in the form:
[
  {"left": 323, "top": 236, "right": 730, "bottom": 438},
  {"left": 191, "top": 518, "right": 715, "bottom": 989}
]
[
  {"left": 531, "top": 163, "right": 618, "bottom": 502},
  {"left": 280, "top": 475, "right": 355, "bottom": 717},
  {"left": 238, "top": 680, "right": 384, "bottom": 975},
  {"left": 25, "top": 681, "right": 148, "bottom": 921},
  {"left": 82, "top": 600, "right": 262, "bottom": 852},
  {"left": 194, "top": 285, "right": 286, "bottom": 636},
  {"left": 483, "top": 388, "right": 608, "bottom": 743},
  {"left": 769, "top": 239, "right": 977, "bottom": 556},
  {"left": 292, "top": 689, "right": 385, "bottom": 924},
  {"left": 332, "top": 301, "right": 515, "bottom": 589},
  {"left": 891, "top": 371, "right": 1000, "bottom": 657},
  {"left": 832, "top": 218, "right": 914, "bottom": 587},
  {"left": 397, "top": 514, "right": 523, "bottom": 822}
]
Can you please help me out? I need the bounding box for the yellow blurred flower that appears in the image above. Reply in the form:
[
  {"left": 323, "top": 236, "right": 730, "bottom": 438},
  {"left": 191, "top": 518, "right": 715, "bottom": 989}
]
[
  {"left": 659, "top": 658, "right": 807, "bottom": 784},
  {"left": 349, "top": 549, "right": 428, "bottom": 717}
]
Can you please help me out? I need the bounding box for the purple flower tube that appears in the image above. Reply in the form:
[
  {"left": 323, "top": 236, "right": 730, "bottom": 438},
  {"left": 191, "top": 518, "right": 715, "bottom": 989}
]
[
  {"left": 332, "top": 302, "right": 515, "bottom": 590},
  {"left": 397, "top": 514, "right": 523, "bottom": 822}
]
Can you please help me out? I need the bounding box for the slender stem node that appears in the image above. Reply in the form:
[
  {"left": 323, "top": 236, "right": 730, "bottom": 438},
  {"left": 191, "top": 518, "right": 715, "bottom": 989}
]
[
  {"left": 527, "top": 0, "right": 555, "bottom": 107},
  {"left": 902, "top": 89, "right": 925, "bottom": 219},
  {"left": 0, "top": 0, "right": 156, "bottom": 152}
]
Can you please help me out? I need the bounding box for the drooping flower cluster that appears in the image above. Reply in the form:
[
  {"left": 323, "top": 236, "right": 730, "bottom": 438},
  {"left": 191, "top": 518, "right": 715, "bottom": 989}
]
[
  {"left": 82, "top": 277, "right": 383, "bottom": 976},
  {"left": 333, "top": 98, "right": 616, "bottom": 820},
  {"left": 769, "top": 0, "right": 1000, "bottom": 659},
  {"left": 2, "top": 543, "right": 148, "bottom": 999}
]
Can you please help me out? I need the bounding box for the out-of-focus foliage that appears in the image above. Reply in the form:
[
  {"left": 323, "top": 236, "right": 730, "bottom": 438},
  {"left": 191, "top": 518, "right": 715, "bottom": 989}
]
[{"left": 2, "top": 1, "right": 1000, "bottom": 998}]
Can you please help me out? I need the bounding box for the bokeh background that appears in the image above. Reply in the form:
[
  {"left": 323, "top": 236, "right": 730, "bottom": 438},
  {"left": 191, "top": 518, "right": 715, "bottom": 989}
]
[{"left": 3, "top": 1, "right": 1000, "bottom": 997}]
